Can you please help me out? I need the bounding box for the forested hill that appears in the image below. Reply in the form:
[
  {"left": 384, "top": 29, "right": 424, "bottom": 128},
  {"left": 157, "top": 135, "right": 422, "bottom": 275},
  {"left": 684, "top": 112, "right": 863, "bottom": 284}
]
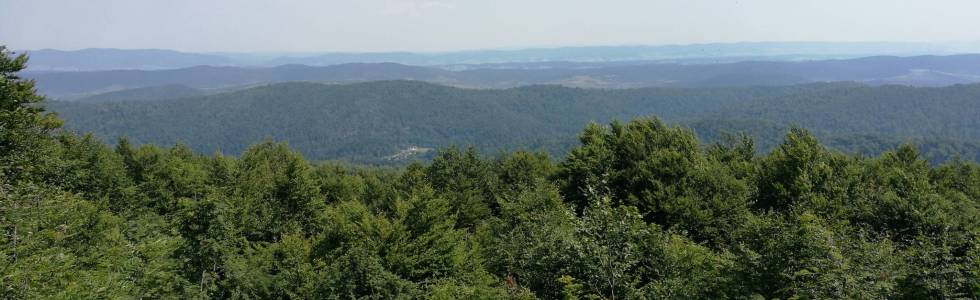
[
  {"left": 30, "top": 54, "right": 980, "bottom": 99},
  {"left": 49, "top": 81, "right": 980, "bottom": 163},
  {"left": 5, "top": 47, "right": 980, "bottom": 299},
  {"left": 73, "top": 84, "right": 205, "bottom": 103}
]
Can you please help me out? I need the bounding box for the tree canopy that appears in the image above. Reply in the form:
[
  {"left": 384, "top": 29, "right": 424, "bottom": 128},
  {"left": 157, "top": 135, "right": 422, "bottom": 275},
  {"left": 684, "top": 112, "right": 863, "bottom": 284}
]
[{"left": 3, "top": 48, "right": 979, "bottom": 299}]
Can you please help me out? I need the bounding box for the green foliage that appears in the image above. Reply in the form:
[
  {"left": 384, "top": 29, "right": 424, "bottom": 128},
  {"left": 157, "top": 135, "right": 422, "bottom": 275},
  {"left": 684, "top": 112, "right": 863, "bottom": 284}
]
[
  {"left": 305, "top": 187, "right": 505, "bottom": 298},
  {"left": 561, "top": 118, "right": 751, "bottom": 246},
  {"left": 0, "top": 184, "right": 197, "bottom": 299},
  {"left": 232, "top": 141, "right": 325, "bottom": 240},
  {"left": 732, "top": 213, "right": 905, "bottom": 299},
  {"left": 638, "top": 233, "right": 736, "bottom": 299},
  {"left": 479, "top": 180, "right": 578, "bottom": 298},
  {"left": 426, "top": 147, "right": 498, "bottom": 229},
  {"left": 572, "top": 197, "right": 650, "bottom": 299},
  {"left": 4, "top": 49, "right": 980, "bottom": 299},
  {"left": 0, "top": 46, "right": 63, "bottom": 185}
]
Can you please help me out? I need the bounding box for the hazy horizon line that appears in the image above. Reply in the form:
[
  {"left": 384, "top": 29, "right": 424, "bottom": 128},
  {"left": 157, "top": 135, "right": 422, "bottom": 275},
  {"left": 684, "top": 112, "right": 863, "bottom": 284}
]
[{"left": 18, "top": 40, "right": 980, "bottom": 55}]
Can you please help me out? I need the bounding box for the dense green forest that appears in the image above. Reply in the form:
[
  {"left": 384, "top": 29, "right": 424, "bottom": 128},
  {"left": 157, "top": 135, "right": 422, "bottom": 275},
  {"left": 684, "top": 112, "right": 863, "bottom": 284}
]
[
  {"left": 4, "top": 48, "right": 980, "bottom": 298},
  {"left": 73, "top": 84, "right": 207, "bottom": 103},
  {"left": 51, "top": 81, "right": 980, "bottom": 164}
]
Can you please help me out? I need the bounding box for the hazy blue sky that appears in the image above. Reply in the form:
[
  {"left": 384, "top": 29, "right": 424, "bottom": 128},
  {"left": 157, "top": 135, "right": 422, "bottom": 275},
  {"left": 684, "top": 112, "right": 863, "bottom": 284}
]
[{"left": 2, "top": 0, "right": 979, "bottom": 52}]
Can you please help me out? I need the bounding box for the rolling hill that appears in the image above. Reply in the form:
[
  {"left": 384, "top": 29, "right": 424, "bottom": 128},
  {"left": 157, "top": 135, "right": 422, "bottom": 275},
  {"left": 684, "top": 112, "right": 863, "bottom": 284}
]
[
  {"left": 73, "top": 84, "right": 205, "bottom": 103},
  {"left": 22, "top": 41, "right": 980, "bottom": 71},
  {"left": 31, "top": 54, "right": 980, "bottom": 99},
  {"left": 48, "top": 81, "right": 980, "bottom": 163}
]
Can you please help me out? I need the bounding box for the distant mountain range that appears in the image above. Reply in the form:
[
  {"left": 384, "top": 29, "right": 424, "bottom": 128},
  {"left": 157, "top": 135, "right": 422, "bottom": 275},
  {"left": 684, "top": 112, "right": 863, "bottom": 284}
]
[
  {"left": 23, "top": 48, "right": 234, "bottom": 71},
  {"left": 22, "top": 41, "right": 980, "bottom": 71},
  {"left": 29, "top": 54, "right": 980, "bottom": 99},
  {"left": 49, "top": 81, "right": 980, "bottom": 164},
  {"left": 27, "top": 42, "right": 980, "bottom": 163}
]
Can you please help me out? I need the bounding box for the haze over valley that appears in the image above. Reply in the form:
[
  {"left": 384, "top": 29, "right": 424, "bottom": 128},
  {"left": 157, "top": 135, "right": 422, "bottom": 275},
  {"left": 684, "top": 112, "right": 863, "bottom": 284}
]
[
  {"left": 29, "top": 48, "right": 980, "bottom": 165},
  {"left": 21, "top": 52, "right": 980, "bottom": 99}
]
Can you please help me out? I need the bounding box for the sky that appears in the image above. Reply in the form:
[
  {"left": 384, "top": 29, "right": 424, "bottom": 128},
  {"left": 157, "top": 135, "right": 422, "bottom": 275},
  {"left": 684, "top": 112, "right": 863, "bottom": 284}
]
[{"left": 2, "top": 0, "right": 980, "bottom": 53}]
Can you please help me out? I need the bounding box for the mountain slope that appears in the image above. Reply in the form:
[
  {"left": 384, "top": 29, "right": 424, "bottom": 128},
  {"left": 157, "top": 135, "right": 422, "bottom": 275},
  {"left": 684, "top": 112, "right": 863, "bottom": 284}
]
[
  {"left": 49, "top": 81, "right": 775, "bottom": 160},
  {"left": 49, "top": 81, "right": 980, "bottom": 163},
  {"left": 32, "top": 63, "right": 452, "bottom": 99},
  {"left": 32, "top": 54, "right": 980, "bottom": 99},
  {"left": 73, "top": 84, "right": 205, "bottom": 103}
]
